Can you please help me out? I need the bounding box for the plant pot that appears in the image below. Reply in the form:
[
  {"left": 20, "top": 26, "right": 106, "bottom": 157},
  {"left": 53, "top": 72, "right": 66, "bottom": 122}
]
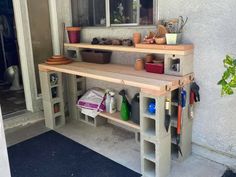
[
  {"left": 66, "top": 27, "right": 81, "bottom": 43},
  {"left": 165, "top": 33, "right": 182, "bottom": 45},
  {"left": 133, "top": 32, "right": 141, "bottom": 45}
]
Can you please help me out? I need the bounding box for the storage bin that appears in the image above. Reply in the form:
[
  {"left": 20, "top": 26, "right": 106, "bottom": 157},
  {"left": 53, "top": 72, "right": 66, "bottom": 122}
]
[
  {"left": 80, "top": 50, "right": 112, "bottom": 64},
  {"left": 145, "top": 62, "right": 164, "bottom": 74}
]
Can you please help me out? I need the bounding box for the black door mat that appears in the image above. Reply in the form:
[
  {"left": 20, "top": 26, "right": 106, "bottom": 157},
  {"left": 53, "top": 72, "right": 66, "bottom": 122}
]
[
  {"left": 222, "top": 169, "right": 236, "bottom": 177},
  {"left": 8, "top": 131, "right": 141, "bottom": 177}
]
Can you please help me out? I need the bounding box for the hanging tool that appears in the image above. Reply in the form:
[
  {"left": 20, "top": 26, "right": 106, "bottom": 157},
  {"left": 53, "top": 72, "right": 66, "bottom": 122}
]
[
  {"left": 191, "top": 82, "right": 200, "bottom": 102},
  {"left": 165, "top": 98, "right": 171, "bottom": 132},
  {"left": 189, "top": 82, "right": 200, "bottom": 119},
  {"left": 176, "top": 88, "right": 183, "bottom": 157}
]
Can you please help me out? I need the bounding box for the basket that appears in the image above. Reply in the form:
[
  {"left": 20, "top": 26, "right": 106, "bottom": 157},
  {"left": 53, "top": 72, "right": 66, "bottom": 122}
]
[{"left": 80, "top": 50, "right": 112, "bottom": 64}]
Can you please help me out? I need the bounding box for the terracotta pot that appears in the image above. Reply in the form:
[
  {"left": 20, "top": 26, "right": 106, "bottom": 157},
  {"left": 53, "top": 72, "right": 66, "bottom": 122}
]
[
  {"left": 145, "top": 54, "right": 155, "bottom": 63},
  {"left": 133, "top": 32, "right": 141, "bottom": 45},
  {"left": 66, "top": 27, "right": 81, "bottom": 43},
  {"left": 155, "top": 37, "right": 166, "bottom": 45},
  {"left": 134, "top": 59, "right": 144, "bottom": 71}
]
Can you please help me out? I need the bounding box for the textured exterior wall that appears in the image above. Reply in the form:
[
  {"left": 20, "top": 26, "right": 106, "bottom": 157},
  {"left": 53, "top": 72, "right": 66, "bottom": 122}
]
[{"left": 159, "top": 0, "right": 236, "bottom": 158}]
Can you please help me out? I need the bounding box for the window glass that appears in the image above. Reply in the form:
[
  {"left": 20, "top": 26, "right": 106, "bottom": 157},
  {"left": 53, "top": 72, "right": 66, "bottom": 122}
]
[
  {"left": 140, "top": 0, "right": 154, "bottom": 25},
  {"left": 73, "top": 0, "right": 106, "bottom": 27},
  {"left": 110, "top": 0, "right": 139, "bottom": 25},
  {"left": 71, "top": 0, "right": 155, "bottom": 27}
]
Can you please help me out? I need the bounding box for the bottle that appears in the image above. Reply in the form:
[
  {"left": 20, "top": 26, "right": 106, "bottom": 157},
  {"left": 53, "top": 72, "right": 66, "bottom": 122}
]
[
  {"left": 105, "top": 90, "right": 111, "bottom": 113},
  {"left": 109, "top": 92, "right": 117, "bottom": 114},
  {"left": 119, "top": 89, "right": 130, "bottom": 121}
]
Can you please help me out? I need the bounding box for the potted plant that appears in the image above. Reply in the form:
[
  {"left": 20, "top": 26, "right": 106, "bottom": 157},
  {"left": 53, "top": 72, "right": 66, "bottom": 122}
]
[
  {"left": 218, "top": 55, "right": 236, "bottom": 95},
  {"left": 163, "top": 16, "right": 188, "bottom": 45}
]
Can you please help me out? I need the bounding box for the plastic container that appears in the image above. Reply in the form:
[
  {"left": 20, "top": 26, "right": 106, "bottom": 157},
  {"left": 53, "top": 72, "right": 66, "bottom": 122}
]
[
  {"left": 66, "top": 27, "right": 81, "bottom": 43},
  {"left": 105, "top": 91, "right": 111, "bottom": 112},
  {"left": 109, "top": 92, "right": 117, "bottom": 114},
  {"left": 145, "top": 62, "right": 164, "bottom": 74},
  {"left": 80, "top": 50, "right": 112, "bottom": 64},
  {"left": 131, "top": 93, "right": 140, "bottom": 124}
]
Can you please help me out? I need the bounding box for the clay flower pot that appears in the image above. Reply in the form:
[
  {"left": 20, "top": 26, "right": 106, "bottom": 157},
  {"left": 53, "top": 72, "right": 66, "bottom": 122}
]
[
  {"left": 66, "top": 27, "right": 81, "bottom": 43},
  {"left": 133, "top": 32, "right": 141, "bottom": 45},
  {"left": 135, "top": 59, "right": 144, "bottom": 71}
]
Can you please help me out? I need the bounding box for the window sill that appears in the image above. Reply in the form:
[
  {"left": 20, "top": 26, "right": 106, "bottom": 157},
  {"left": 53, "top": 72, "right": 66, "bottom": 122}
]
[{"left": 81, "top": 25, "right": 157, "bottom": 30}]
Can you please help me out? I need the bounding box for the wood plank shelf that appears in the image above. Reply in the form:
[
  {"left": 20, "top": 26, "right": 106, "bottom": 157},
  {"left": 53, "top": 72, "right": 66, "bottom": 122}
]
[
  {"left": 64, "top": 43, "right": 193, "bottom": 55},
  {"left": 39, "top": 62, "right": 193, "bottom": 94},
  {"left": 99, "top": 112, "right": 140, "bottom": 131}
]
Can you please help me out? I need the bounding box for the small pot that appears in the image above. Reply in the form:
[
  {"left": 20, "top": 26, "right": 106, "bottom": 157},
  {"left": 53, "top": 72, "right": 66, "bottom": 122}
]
[
  {"left": 133, "top": 32, "right": 141, "bottom": 45},
  {"left": 155, "top": 37, "right": 166, "bottom": 45},
  {"left": 66, "top": 27, "right": 81, "bottom": 43},
  {"left": 145, "top": 54, "right": 155, "bottom": 63},
  {"left": 165, "top": 33, "right": 182, "bottom": 45},
  {"left": 134, "top": 59, "right": 144, "bottom": 71}
]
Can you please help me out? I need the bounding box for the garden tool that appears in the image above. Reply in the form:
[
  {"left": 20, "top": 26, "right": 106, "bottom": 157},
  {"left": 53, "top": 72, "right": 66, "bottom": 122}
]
[
  {"left": 176, "top": 88, "right": 183, "bottom": 157},
  {"left": 191, "top": 82, "right": 200, "bottom": 102},
  {"left": 189, "top": 82, "right": 200, "bottom": 119},
  {"left": 165, "top": 99, "right": 171, "bottom": 132},
  {"left": 178, "top": 16, "right": 189, "bottom": 33},
  {"left": 119, "top": 89, "right": 130, "bottom": 121}
]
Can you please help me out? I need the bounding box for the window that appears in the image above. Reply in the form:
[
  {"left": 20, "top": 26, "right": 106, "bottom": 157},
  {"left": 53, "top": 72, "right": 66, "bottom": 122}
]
[
  {"left": 71, "top": 0, "right": 157, "bottom": 27},
  {"left": 72, "top": 0, "right": 106, "bottom": 27}
]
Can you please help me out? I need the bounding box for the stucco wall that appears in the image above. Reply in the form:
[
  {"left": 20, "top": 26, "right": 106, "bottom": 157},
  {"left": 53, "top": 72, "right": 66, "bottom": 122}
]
[
  {"left": 53, "top": 0, "right": 236, "bottom": 165},
  {"left": 159, "top": 0, "right": 236, "bottom": 158}
]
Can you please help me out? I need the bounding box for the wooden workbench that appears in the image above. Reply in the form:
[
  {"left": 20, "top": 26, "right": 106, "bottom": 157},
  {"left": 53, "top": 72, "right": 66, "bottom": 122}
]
[
  {"left": 39, "top": 43, "right": 194, "bottom": 177},
  {"left": 39, "top": 62, "right": 193, "bottom": 95}
]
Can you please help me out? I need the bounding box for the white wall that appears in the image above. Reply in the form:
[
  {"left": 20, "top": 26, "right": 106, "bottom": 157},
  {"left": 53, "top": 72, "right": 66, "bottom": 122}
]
[
  {"left": 0, "top": 107, "right": 11, "bottom": 177},
  {"left": 52, "top": 0, "right": 236, "bottom": 167},
  {"left": 159, "top": 0, "right": 236, "bottom": 161}
]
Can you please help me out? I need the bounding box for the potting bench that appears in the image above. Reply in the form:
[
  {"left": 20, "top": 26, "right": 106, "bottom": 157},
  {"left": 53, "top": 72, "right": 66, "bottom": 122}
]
[{"left": 39, "top": 43, "right": 194, "bottom": 177}]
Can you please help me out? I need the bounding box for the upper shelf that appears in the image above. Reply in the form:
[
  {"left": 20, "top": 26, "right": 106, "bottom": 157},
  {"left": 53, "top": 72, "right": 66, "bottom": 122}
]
[{"left": 64, "top": 43, "right": 194, "bottom": 55}]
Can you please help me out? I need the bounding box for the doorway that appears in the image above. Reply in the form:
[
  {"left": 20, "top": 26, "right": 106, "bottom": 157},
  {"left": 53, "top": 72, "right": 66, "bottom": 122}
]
[{"left": 0, "top": 0, "right": 26, "bottom": 117}]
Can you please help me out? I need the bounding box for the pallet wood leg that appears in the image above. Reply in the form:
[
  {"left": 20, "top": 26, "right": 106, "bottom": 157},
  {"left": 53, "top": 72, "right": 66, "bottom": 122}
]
[
  {"left": 39, "top": 71, "right": 65, "bottom": 129},
  {"left": 140, "top": 91, "right": 171, "bottom": 177}
]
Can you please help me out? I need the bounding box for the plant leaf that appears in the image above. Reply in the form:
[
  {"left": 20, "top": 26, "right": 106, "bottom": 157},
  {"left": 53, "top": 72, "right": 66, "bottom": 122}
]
[
  {"left": 222, "top": 85, "right": 234, "bottom": 95},
  {"left": 217, "top": 79, "right": 227, "bottom": 86},
  {"left": 229, "top": 80, "right": 236, "bottom": 88},
  {"left": 224, "top": 55, "right": 233, "bottom": 66},
  {"left": 222, "top": 70, "right": 231, "bottom": 80},
  {"left": 233, "top": 59, "right": 236, "bottom": 66},
  {"left": 228, "top": 67, "right": 235, "bottom": 75}
]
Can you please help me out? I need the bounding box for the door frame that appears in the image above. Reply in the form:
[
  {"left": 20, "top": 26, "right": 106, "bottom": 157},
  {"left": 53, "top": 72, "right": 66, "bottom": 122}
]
[
  {"left": 12, "top": 0, "right": 41, "bottom": 112},
  {"left": 0, "top": 106, "right": 11, "bottom": 177}
]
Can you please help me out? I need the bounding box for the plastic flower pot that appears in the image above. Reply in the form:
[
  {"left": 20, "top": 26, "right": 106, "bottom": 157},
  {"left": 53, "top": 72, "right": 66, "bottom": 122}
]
[
  {"left": 66, "top": 27, "right": 81, "bottom": 43},
  {"left": 165, "top": 33, "right": 182, "bottom": 45}
]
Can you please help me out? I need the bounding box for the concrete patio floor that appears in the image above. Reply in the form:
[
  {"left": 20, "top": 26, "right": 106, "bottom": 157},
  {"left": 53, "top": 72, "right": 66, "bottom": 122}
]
[{"left": 6, "top": 120, "right": 227, "bottom": 177}]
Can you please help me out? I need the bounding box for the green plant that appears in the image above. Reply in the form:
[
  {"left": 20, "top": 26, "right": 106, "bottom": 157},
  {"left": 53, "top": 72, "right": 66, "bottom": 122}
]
[{"left": 218, "top": 55, "right": 236, "bottom": 95}]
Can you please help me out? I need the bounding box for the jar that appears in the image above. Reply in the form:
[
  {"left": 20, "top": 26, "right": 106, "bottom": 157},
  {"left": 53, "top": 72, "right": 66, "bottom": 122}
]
[
  {"left": 133, "top": 32, "right": 141, "bottom": 45},
  {"left": 134, "top": 59, "right": 144, "bottom": 71}
]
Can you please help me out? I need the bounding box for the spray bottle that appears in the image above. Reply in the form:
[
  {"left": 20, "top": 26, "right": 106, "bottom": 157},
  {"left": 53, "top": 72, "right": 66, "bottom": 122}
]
[{"left": 119, "top": 89, "right": 130, "bottom": 121}]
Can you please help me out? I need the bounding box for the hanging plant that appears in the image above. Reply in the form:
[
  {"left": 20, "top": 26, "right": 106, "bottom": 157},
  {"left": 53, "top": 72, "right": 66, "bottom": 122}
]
[{"left": 218, "top": 55, "right": 236, "bottom": 95}]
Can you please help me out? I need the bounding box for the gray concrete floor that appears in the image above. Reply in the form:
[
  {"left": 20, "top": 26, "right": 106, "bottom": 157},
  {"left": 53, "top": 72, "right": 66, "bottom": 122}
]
[{"left": 6, "top": 120, "right": 227, "bottom": 177}]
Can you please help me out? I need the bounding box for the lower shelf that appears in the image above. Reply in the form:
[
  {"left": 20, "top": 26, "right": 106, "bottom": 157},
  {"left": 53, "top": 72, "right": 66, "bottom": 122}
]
[{"left": 99, "top": 112, "right": 140, "bottom": 131}]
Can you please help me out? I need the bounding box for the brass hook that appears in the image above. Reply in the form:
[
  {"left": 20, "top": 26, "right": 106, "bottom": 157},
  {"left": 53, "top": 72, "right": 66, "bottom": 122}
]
[
  {"left": 179, "top": 80, "right": 184, "bottom": 87},
  {"left": 189, "top": 75, "right": 195, "bottom": 82}
]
